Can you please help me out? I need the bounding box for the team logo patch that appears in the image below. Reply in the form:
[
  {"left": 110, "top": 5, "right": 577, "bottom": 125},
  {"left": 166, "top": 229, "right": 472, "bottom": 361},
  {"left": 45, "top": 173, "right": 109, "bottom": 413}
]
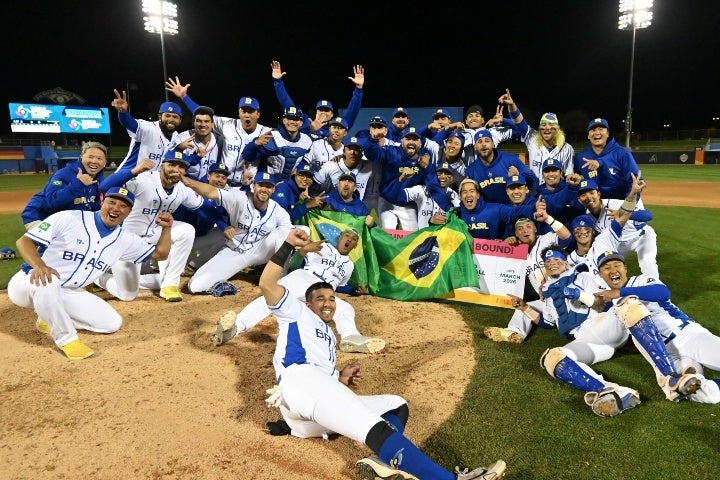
[
  {"left": 52, "top": 180, "right": 63, "bottom": 186},
  {"left": 408, "top": 236, "right": 440, "bottom": 279},
  {"left": 38, "top": 222, "right": 51, "bottom": 231}
]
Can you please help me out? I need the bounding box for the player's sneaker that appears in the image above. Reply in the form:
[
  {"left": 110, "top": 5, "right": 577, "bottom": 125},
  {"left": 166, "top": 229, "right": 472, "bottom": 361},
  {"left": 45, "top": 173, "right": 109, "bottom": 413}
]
[
  {"left": 210, "top": 311, "right": 238, "bottom": 347},
  {"left": 483, "top": 327, "right": 524, "bottom": 344},
  {"left": 663, "top": 365, "right": 703, "bottom": 401},
  {"left": 455, "top": 459, "right": 507, "bottom": 479},
  {"left": 58, "top": 339, "right": 94, "bottom": 360},
  {"left": 160, "top": 286, "right": 183, "bottom": 302},
  {"left": 35, "top": 317, "right": 51, "bottom": 335},
  {"left": 339, "top": 334, "right": 385, "bottom": 354},
  {"left": 585, "top": 386, "right": 640, "bottom": 417},
  {"left": 356, "top": 455, "right": 419, "bottom": 480}
]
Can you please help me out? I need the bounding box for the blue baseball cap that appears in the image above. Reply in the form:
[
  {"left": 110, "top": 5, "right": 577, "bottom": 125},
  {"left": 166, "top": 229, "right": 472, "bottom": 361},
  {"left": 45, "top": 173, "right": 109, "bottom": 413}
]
[
  {"left": 570, "top": 214, "right": 596, "bottom": 231},
  {"left": 207, "top": 161, "right": 230, "bottom": 175},
  {"left": 238, "top": 97, "right": 260, "bottom": 110},
  {"left": 447, "top": 130, "right": 465, "bottom": 146},
  {"left": 578, "top": 178, "right": 599, "bottom": 194},
  {"left": 343, "top": 136, "right": 364, "bottom": 149},
  {"left": 159, "top": 102, "right": 182, "bottom": 115},
  {"left": 283, "top": 106, "right": 303, "bottom": 119},
  {"left": 369, "top": 115, "right": 387, "bottom": 127},
  {"left": 162, "top": 149, "right": 192, "bottom": 166},
  {"left": 328, "top": 116, "right": 348, "bottom": 129},
  {"left": 393, "top": 107, "right": 409, "bottom": 118},
  {"left": 587, "top": 118, "right": 609, "bottom": 130},
  {"left": 506, "top": 175, "right": 525, "bottom": 187},
  {"left": 597, "top": 250, "right": 625, "bottom": 268},
  {"left": 432, "top": 109, "right": 450, "bottom": 120},
  {"left": 254, "top": 171, "right": 276, "bottom": 185},
  {"left": 436, "top": 162, "right": 453, "bottom": 173},
  {"left": 315, "top": 99, "right": 334, "bottom": 110},
  {"left": 339, "top": 172, "right": 357, "bottom": 183},
  {"left": 294, "top": 161, "right": 314, "bottom": 177},
  {"left": 402, "top": 126, "right": 421, "bottom": 139},
  {"left": 105, "top": 186, "right": 135, "bottom": 207},
  {"left": 474, "top": 129, "right": 493, "bottom": 142},
  {"left": 541, "top": 158, "right": 562, "bottom": 171}
]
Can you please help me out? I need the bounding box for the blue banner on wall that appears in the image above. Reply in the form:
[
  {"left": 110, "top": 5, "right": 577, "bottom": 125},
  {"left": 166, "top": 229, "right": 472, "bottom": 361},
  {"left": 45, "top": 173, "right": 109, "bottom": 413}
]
[{"left": 9, "top": 103, "right": 111, "bottom": 134}]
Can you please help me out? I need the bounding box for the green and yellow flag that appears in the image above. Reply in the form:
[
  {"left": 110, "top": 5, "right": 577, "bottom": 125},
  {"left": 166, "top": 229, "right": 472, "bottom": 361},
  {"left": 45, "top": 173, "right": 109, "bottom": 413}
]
[{"left": 369, "top": 212, "right": 479, "bottom": 301}]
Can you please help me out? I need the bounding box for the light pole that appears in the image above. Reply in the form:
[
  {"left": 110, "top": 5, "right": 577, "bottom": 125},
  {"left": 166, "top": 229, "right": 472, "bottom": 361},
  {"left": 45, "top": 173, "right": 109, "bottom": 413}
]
[
  {"left": 142, "top": 0, "right": 178, "bottom": 102},
  {"left": 618, "top": 0, "right": 653, "bottom": 148}
]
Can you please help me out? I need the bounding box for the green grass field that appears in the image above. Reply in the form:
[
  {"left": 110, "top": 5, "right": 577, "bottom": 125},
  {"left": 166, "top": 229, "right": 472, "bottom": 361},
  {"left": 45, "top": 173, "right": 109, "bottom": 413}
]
[{"left": 1, "top": 165, "right": 719, "bottom": 479}]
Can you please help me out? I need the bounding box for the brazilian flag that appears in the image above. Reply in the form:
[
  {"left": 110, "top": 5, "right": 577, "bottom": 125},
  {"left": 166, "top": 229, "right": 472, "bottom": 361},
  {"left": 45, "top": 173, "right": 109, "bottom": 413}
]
[
  {"left": 296, "top": 210, "right": 380, "bottom": 291},
  {"left": 369, "top": 212, "right": 479, "bottom": 301}
]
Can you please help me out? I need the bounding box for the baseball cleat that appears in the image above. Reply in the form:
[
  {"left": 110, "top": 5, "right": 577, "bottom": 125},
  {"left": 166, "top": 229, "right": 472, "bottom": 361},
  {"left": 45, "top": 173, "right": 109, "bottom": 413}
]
[
  {"left": 664, "top": 365, "right": 703, "bottom": 400},
  {"left": 210, "top": 311, "right": 238, "bottom": 346},
  {"left": 340, "top": 334, "right": 385, "bottom": 354},
  {"left": 483, "top": 327, "right": 524, "bottom": 344},
  {"left": 160, "top": 286, "right": 183, "bottom": 302},
  {"left": 356, "top": 455, "right": 419, "bottom": 480},
  {"left": 455, "top": 459, "right": 507, "bottom": 479},
  {"left": 35, "top": 317, "right": 51, "bottom": 335},
  {"left": 58, "top": 339, "right": 94, "bottom": 360},
  {"left": 586, "top": 386, "right": 640, "bottom": 417}
]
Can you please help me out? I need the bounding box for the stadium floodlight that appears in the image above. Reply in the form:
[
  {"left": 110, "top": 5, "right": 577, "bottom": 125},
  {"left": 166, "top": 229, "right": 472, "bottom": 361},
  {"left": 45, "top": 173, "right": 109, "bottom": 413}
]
[
  {"left": 618, "top": 0, "right": 654, "bottom": 148},
  {"left": 142, "top": 0, "right": 178, "bottom": 102}
]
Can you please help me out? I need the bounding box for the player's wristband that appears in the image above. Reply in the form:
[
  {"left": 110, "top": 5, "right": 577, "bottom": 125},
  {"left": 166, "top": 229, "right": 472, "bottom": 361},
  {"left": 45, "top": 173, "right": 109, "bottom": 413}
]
[
  {"left": 544, "top": 215, "right": 563, "bottom": 232},
  {"left": 269, "top": 242, "right": 295, "bottom": 267},
  {"left": 510, "top": 108, "right": 522, "bottom": 119},
  {"left": 522, "top": 305, "right": 540, "bottom": 323},
  {"left": 620, "top": 199, "right": 636, "bottom": 213}
]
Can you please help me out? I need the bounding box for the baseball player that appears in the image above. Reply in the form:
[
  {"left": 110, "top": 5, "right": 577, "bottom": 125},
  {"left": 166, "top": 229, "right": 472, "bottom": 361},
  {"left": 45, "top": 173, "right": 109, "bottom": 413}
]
[
  {"left": 241, "top": 106, "right": 314, "bottom": 181},
  {"left": 465, "top": 129, "right": 537, "bottom": 205},
  {"left": 22, "top": 141, "right": 108, "bottom": 230},
  {"left": 174, "top": 105, "right": 220, "bottom": 181},
  {"left": 574, "top": 118, "right": 641, "bottom": 200},
  {"left": 483, "top": 199, "right": 572, "bottom": 343},
  {"left": 595, "top": 251, "right": 720, "bottom": 404},
  {"left": 303, "top": 116, "right": 348, "bottom": 171},
  {"left": 255, "top": 228, "right": 507, "bottom": 480},
  {"left": 111, "top": 89, "right": 183, "bottom": 173},
  {"left": 165, "top": 76, "right": 272, "bottom": 187},
  {"left": 270, "top": 60, "right": 365, "bottom": 139},
  {"left": 499, "top": 89, "right": 575, "bottom": 183},
  {"left": 271, "top": 160, "right": 326, "bottom": 223},
  {"left": 538, "top": 246, "right": 703, "bottom": 417},
  {"left": 576, "top": 175, "right": 658, "bottom": 278},
  {"left": 211, "top": 228, "right": 385, "bottom": 354},
  {"left": 7, "top": 187, "right": 173, "bottom": 359},
  {"left": 179, "top": 171, "right": 293, "bottom": 294},
  {"left": 97, "top": 150, "right": 205, "bottom": 302}
]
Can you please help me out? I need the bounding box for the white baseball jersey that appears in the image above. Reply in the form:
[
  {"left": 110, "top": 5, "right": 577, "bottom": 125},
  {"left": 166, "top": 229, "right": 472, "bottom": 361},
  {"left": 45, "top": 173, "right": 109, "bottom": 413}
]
[
  {"left": 213, "top": 116, "right": 272, "bottom": 185},
  {"left": 589, "top": 198, "right": 648, "bottom": 244},
  {"left": 401, "top": 185, "right": 460, "bottom": 229},
  {"left": 521, "top": 127, "right": 575, "bottom": 183},
  {"left": 176, "top": 130, "right": 220, "bottom": 180},
  {"left": 526, "top": 231, "right": 566, "bottom": 294},
  {"left": 23, "top": 211, "right": 155, "bottom": 288},
  {"left": 121, "top": 171, "right": 205, "bottom": 239},
  {"left": 300, "top": 242, "right": 354, "bottom": 289},
  {"left": 116, "top": 120, "right": 180, "bottom": 173},
  {"left": 567, "top": 221, "right": 623, "bottom": 276},
  {"left": 305, "top": 138, "right": 344, "bottom": 172},
  {"left": 216, "top": 188, "right": 293, "bottom": 252},
  {"left": 270, "top": 288, "right": 338, "bottom": 380},
  {"left": 313, "top": 158, "right": 382, "bottom": 204}
]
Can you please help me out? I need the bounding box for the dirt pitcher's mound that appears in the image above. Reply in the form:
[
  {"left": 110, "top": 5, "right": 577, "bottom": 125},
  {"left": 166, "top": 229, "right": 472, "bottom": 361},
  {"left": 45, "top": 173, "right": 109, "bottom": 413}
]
[{"left": 0, "top": 281, "right": 474, "bottom": 480}]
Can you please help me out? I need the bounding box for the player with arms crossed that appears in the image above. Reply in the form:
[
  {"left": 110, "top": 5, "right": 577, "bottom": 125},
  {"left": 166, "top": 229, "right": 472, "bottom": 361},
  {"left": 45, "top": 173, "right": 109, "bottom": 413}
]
[
  {"left": 256, "top": 228, "right": 507, "bottom": 480},
  {"left": 7, "top": 188, "right": 173, "bottom": 359}
]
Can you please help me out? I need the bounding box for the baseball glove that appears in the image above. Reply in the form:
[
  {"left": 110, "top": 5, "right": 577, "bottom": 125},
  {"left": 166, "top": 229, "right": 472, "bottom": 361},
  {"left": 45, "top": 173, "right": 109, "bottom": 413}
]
[
  {"left": 0, "top": 247, "right": 16, "bottom": 260},
  {"left": 210, "top": 281, "right": 237, "bottom": 297}
]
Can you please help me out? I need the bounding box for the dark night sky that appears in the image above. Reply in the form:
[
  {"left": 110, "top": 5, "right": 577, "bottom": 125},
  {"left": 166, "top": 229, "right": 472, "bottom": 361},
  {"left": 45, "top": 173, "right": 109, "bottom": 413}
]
[{"left": 3, "top": 1, "right": 718, "bottom": 145}]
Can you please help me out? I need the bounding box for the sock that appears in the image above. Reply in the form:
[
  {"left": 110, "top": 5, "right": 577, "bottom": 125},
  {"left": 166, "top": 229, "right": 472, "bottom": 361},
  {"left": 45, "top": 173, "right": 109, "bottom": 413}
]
[{"left": 378, "top": 432, "right": 453, "bottom": 480}]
